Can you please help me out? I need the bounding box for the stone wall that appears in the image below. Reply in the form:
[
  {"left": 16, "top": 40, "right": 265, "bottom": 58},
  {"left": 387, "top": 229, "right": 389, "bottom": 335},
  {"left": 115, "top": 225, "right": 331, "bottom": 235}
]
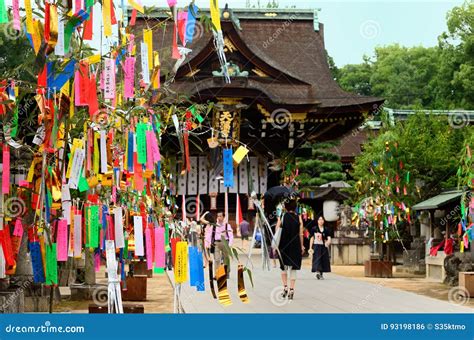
[{"left": 331, "top": 227, "right": 371, "bottom": 265}]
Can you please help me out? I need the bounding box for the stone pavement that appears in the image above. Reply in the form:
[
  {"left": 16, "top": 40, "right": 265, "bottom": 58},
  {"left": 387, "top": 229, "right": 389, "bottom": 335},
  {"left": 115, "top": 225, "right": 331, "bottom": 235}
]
[{"left": 175, "top": 256, "right": 473, "bottom": 313}]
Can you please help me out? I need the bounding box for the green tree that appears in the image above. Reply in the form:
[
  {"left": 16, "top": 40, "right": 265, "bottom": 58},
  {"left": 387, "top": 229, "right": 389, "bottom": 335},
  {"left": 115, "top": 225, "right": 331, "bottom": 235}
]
[
  {"left": 296, "top": 141, "right": 346, "bottom": 190},
  {"left": 337, "top": 56, "right": 373, "bottom": 96}
]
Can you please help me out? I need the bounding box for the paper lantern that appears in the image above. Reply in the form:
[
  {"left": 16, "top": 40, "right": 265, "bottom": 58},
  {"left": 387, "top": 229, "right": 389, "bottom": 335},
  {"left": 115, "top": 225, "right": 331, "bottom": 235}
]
[{"left": 323, "top": 200, "right": 339, "bottom": 222}]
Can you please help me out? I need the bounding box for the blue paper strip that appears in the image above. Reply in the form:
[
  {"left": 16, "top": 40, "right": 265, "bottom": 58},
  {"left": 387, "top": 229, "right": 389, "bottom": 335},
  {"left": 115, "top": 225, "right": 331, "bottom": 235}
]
[
  {"left": 127, "top": 131, "right": 134, "bottom": 172},
  {"left": 185, "top": 4, "right": 199, "bottom": 43},
  {"left": 48, "top": 60, "right": 77, "bottom": 92},
  {"left": 30, "top": 242, "right": 45, "bottom": 283},
  {"left": 196, "top": 250, "right": 205, "bottom": 291},
  {"left": 188, "top": 246, "right": 198, "bottom": 287},
  {"left": 223, "top": 148, "right": 234, "bottom": 187}
]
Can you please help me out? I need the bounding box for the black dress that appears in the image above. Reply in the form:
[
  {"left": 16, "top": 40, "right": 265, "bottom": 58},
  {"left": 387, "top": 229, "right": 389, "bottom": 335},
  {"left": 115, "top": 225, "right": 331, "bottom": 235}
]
[
  {"left": 311, "top": 226, "right": 331, "bottom": 273},
  {"left": 278, "top": 213, "right": 302, "bottom": 270}
]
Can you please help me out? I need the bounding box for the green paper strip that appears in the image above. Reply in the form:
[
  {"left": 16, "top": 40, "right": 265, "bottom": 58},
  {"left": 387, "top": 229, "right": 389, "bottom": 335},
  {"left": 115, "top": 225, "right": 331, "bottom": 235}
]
[
  {"left": 78, "top": 168, "right": 89, "bottom": 192},
  {"left": 154, "top": 267, "right": 165, "bottom": 274},
  {"left": 86, "top": 0, "right": 94, "bottom": 8},
  {"left": 124, "top": 239, "right": 129, "bottom": 258},
  {"left": 190, "top": 105, "right": 204, "bottom": 123},
  {"left": 136, "top": 122, "right": 147, "bottom": 164},
  {"left": 0, "top": 0, "right": 8, "bottom": 24},
  {"left": 88, "top": 205, "right": 99, "bottom": 248},
  {"left": 46, "top": 244, "right": 58, "bottom": 285}
]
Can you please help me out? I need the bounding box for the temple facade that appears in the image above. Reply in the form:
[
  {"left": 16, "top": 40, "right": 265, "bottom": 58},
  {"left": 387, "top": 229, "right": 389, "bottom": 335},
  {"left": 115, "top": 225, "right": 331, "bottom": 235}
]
[{"left": 132, "top": 7, "right": 383, "bottom": 214}]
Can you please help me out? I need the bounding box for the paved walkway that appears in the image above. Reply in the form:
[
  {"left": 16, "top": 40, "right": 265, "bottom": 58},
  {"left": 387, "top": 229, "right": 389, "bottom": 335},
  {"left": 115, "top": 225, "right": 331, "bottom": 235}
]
[{"left": 176, "top": 256, "right": 473, "bottom": 313}]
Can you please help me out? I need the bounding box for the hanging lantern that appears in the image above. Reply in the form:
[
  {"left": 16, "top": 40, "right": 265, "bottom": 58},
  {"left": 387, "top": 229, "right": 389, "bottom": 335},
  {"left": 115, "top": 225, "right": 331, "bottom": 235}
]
[
  {"left": 247, "top": 195, "right": 255, "bottom": 210},
  {"left": 210, "top": 192, "right": 218, "bottom": 210}
]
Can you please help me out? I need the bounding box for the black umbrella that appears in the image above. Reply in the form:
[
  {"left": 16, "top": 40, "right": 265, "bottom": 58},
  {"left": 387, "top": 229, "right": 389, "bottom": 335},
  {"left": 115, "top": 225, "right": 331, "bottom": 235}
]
[{"left": 264, "top": 186, "right": 299, "bottom": 201}]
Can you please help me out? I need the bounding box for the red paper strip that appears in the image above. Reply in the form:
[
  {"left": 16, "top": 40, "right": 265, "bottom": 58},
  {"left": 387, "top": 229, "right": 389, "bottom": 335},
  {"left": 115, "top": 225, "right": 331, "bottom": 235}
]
[
  {"left": 110, "top": 0, "right": 117, "bottom": 25},
  {"left": 83, "top": 5, "right": 93, "bottom": 41},
  {"left": 130, "top": 9, "right": 137, "bottom": 26},
  {"left": 172, "top": 23, "right": 181, "bottom": 59},
  {"left": 88, "top": 74, "right": 99, "bottom": 117}
]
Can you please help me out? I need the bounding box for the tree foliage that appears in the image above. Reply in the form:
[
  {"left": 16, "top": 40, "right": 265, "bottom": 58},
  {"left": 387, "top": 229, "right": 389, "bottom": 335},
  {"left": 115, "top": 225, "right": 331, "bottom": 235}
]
[{"left": 337, "top": 1, "right": 474, "bottom": 109}]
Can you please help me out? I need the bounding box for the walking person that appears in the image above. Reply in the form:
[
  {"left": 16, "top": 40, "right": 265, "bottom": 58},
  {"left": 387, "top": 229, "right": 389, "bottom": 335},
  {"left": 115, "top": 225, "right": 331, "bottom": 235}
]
[
  {"left": 204, "top": 211, "right": 234, "bottom": 276},
  {"left": 309, "top": 216, "right": 332, "bottom": 279},
  {"left": 239, "top": 216, "right": 250, "bottom": 249},
  {"left": 274, "top": 199, "right": 304, "bottom": 300}
]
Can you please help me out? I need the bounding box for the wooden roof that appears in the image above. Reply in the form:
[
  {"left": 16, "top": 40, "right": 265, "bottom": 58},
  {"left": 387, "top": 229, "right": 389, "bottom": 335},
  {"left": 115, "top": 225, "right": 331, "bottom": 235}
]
[{"left": 132, "top": 8, "right": 383, "bottom": 113}]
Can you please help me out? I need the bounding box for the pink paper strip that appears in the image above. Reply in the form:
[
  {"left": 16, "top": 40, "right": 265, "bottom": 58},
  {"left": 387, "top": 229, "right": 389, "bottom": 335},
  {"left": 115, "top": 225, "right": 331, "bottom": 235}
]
[
  {"left": 146, "top": 130, "right": 161, "bottom": 163},
  {"left": 123, "top": 57, "right": 136, "bottom": 99},
  {"left": 12, "top": 0, "right": 21, "bottom": 30},
  {"left": 104, "top": 58, "right": 116, "bottom": 100},
  {"left": 13, "top": 219, "right": 23, "bottom": 237},
  {"left": 2, "top": 145, "right": 10, "bottom": 194},
  {"left": 74, "top": 71, "right": 81, "bottom": 106},
  {"left": 146, "top": 132, "right": 154, "bottom": 170},
  {"left": 57, "top": 219, "right": 68, "bottom": 261},
  {"left": 154, "top": 227, "right": 165, "bottom": 268},
  {"left": 73, "top": 214, "right": 82, "bottom": 257},
  {"left": 167, "top": 0, "right": 177, "bottom": 7},
  {"left": 94, "top": 252, "right": 101, "bottom": 272},
  {"left": 145, "top": 228, "right": 153, "bottom": 270}
]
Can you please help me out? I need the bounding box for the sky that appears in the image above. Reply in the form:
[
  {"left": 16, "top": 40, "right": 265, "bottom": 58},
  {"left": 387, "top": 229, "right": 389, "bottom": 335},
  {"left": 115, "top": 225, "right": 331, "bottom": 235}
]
[
  {"left": 3, "top": 0, "right": 465, "bottom": 66},
  {"left": 187, "top": 0, "right": 465, "bottom": 66}
]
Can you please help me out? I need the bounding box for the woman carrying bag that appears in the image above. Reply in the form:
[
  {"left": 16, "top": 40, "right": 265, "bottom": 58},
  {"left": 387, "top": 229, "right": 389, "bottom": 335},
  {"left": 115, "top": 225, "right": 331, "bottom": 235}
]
[
  {"left": 309, "top": 216, "right": 331, "bottom": 279},
  {"left": 274, "top": 199, "right": 305, "bottom": 300}
]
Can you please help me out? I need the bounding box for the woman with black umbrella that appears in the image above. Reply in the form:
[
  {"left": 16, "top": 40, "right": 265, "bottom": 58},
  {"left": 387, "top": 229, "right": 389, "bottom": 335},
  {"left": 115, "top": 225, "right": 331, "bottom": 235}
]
[{"left": 274, "top": 199, "right": 305, "bottom": 300}]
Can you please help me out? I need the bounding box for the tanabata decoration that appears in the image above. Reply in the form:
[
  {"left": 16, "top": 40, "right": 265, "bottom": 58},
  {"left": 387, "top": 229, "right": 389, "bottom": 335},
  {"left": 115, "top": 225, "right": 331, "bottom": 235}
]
[{"left": 0, "top": 0, "right": 254, "bottom": 314}]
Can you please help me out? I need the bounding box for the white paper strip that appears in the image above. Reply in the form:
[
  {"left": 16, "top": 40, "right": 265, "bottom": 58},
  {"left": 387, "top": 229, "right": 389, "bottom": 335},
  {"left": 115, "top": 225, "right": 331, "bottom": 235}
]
[
  {"left": 208, "top": 169, "right": 219, "bottom": 194},
  {"left": 187, "top": 157, "right": 198, "bottom": 195},
  {"left": 259, "top": 158, "right": 268, "bottom": 194},
  {"left": 133, "top": 216, "right": 144, "bottom": 256},
  {"left": 0, "top": 246, "right": 5, "bottom": 278},
  {"left": 140, "top": 42, "right": 150, "bottom": 84},
  {"left": 114, "top": 207, "right": 124, "bottom": 248},
  {"left": 198, "top": 157, "right": 208, "bottom": 194},
  {"left": 68, "top": 148, "right": 85, "bottom": 189},
  {"left": 61, "top": 183, "right": 71, "bottom": 225},
  {"left": 100, "top": 130, "right": 108, "bottom": 173},
  {"left": 74, "top": 214, "right": 82, "bottom": 257},
  {"left": 249, "top": 157, "right": 259, "bottom": 194},
  {"left": 55, "top": 19, "right": 65, "bottom": 56},
  {"left": 177, "top": 173, "right": 187, "bottom": 196},
  {"left": 238, "top": 158, "right": 248, "bottom": 194}
]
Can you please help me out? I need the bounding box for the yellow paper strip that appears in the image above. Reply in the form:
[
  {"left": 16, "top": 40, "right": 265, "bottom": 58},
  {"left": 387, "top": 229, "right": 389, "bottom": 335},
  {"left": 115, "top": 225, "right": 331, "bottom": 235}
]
[
  {"left": 25, "top": 0, "right": 34, "bottom": 33},
  {"left": 210, "top": 0, "right": 222, "bottom": 32},
  {"left": 128, "top": 0, "right": 144, "bottom": 13},
  {"left": 233, "top": 145, "right": 249, "bottom": 164},
  {"left": 103, "top": 0, "right": 112, "bottom": 37},
  {"left": 93, "top": 132, "right": 99, "bottom": 175},
  {"left": 66, "top": 139, "right": 83, "bottom": 178},
  {"left": 84, "top": 54, "right": 101, "bottom": 65},
  {"left": 143, "top": 29, "right": 153, "bottom": 70},
  {"left": 174, "top": 241, "right": 188, "bottom": 284}
]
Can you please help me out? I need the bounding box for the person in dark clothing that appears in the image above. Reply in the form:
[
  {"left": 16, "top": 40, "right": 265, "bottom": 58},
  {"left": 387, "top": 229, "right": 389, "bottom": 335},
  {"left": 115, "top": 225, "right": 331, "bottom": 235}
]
[
  {"left": 309, "top": 216, "right": 332, "bottom": 279},
  {"left": 274, "top": 199, "right": 304, "bottom": 300}
]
